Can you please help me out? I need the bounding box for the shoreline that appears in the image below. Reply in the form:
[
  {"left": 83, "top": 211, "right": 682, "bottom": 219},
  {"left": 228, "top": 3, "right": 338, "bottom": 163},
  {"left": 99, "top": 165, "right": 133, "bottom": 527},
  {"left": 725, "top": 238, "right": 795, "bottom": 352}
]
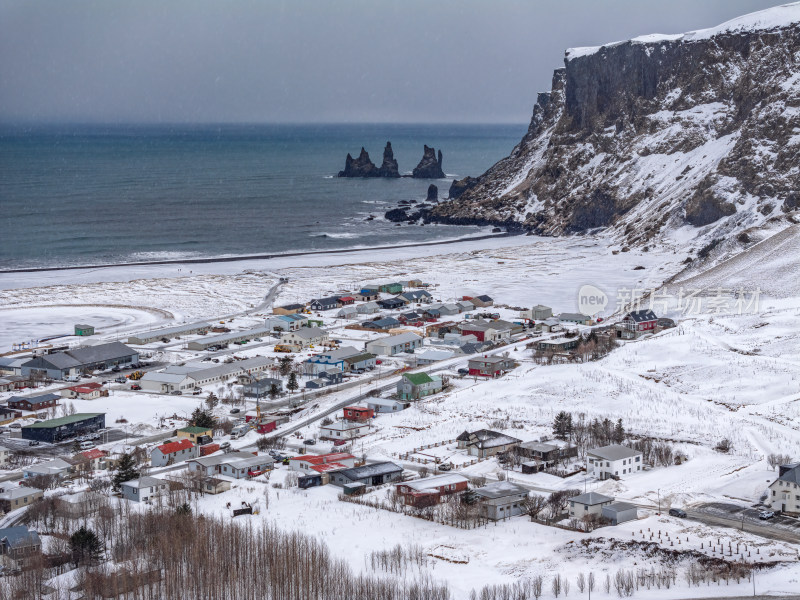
[{"left": 0, "top": 231, "right": 515, "bottom": 275}]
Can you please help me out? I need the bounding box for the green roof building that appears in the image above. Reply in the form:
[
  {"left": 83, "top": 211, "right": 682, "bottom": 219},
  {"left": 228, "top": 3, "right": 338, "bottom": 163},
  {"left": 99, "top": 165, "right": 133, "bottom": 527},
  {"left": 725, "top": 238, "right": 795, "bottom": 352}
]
[
  {"left": 397, "top": 372, "right": 442, "bottom": 400},
  {"left": 22, "top": 413, "right": 105, "bottom": 443}
]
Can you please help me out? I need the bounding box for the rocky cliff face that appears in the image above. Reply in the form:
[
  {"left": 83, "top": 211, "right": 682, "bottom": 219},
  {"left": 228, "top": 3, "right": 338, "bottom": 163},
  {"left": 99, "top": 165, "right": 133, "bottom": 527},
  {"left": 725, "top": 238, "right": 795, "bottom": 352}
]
[
  {"left": 412, "top": 145, "right": 445, "bottom": 178},
  {"left": 432, "top": 4, "right": 800, "bottom": 245},
  {"left": 378, "top": 142, "right": 400, "bottom": 178},
  {"left": 338, "top": 147, "right": 379, "bottom": 177}
]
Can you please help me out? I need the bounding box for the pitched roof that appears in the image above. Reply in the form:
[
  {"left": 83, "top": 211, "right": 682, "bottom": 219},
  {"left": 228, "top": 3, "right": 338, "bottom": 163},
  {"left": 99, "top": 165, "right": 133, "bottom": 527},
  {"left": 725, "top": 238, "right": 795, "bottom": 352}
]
[
  {"left": 402, "top": 372, "right": 436, "bottom": 386},
  {"left": 402, "top": 473, "right": 469, "bottom": 492},
  {"left": 456, "top": 429, "right": 521, "bottom": 449},
  {"left": 626, "top": 309, "right": 658, "bottom": 322},
  {"left": 370, "top": 332, "right": 422, "bottom": 346},
  {"left": 588, "top": 444, "right": 640, "bottom": 461},
  {"left": 336, "top": 462, "right": 403, "bottom": 481},
  {"left": 0, "top": 526, "right": 40, "bottom": 549},
  {"left": 569, "top": 492, "right": 614, "bottom": 505},
  {"left": 178, "top": 426, "right": 211, "bottom": 434},
  {"left": 157, "top": 439, "right": 195, "bottom": 455},
  {"left": 289, "top": 452, "right": 355, "bottom": 465},
  {"left": 602, "top": 501, "right": 637, "bottom": 514},
  {"left": 474, "top": 481, "right": 528, "bottom": 499},
  {"left": 343, "top": 352, "right": 376, "bottom": 364},
  {"left": 8, "top": 393, "right": 60, "bottom": 405},
  {"left": 79, "top": 448, "right": 107, "bottom": 461},
  {"left": 778, "top": 465, "right": 800, "bottom": 485},
  {"left": 123, "top": 476, "right": 164, "bottom": 489}
]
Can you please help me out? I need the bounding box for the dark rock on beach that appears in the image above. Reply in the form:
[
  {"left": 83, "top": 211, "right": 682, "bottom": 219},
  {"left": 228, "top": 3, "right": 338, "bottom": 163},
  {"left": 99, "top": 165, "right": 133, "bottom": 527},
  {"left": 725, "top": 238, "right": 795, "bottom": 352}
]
[
  {"left": 412, "top": 145, "right": 445, "bottom": 179},
  {"left": 426, "top": 184, "right": 438, "bottom": 202}
]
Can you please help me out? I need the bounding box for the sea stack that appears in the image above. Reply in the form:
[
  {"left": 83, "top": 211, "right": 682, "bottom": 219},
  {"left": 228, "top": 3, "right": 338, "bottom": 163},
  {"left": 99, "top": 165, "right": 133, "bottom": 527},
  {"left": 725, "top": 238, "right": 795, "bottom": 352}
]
[
  {"left": 412, "top": 145, "right": 445, "bottom": 178},
  {"left": 377, "top": 142, "right": 400, "bottom": 178},
  {"left": 426, "top": 184, "right": 438, "bottom": 202},
  {"left": 338, "top": 147, "right": 379, "bottom": 177}
]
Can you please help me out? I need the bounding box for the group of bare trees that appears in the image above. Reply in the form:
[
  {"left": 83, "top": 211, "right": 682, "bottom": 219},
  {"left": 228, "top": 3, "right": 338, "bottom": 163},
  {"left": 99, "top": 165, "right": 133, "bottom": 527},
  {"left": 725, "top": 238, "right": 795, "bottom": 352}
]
[
  {"left": 767, "top": 453, "right": 793, "bottom": 470},
  {"left": 629, "top": 438, "right": 681, "bottom": 467}
]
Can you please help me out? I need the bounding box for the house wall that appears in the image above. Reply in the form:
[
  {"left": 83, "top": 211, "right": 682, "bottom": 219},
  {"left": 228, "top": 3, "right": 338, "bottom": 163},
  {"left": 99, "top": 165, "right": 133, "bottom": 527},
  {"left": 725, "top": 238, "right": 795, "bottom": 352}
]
[
  {"left": 588, "top": 454, "right": 642, "bottom": 479},
  {"left": 569, "top": 501, "right": 611, "bottom": 519},
  {"left": 481, "top": 494, "right": 527, "bottom": 521},
  {"left": 769, "top": 479, "right": 800, "bottom": 515}
]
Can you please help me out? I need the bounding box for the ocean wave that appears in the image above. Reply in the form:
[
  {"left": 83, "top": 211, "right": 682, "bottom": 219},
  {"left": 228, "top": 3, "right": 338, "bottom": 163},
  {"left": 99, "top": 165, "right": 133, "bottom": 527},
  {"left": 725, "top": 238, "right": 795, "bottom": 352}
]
[
  {"left": 127, "top": 250, "right": 205, "bottom": 261},
  {"left": 323, "top": 175, "right": 335, "bottom": 179},
  {"left": 309, "top": 232, "right": 362, "bottom": 239}
]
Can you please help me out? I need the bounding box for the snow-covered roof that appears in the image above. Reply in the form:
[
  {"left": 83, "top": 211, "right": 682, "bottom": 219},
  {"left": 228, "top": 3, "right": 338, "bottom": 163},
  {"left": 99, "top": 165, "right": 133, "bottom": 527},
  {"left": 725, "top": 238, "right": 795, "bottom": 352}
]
[
  {"left": 321, "top": 421, "right": 363, "bottom": 431},
  {"left": 474, "top": 481, "right": 527, "bottom": 500},
  {"left": 336, "top": 461, "right": 403, "bottom": 481},
  {"left": 566, "top": 2, "right": 800, "bottom": 61},
  {"left": 123, "top": 476, "right": 164, "bottom": 489},
  {"left": 402, "top": 474, "right": 468, "bottom": 492},
  {"left": 569, "top": 492, "right": 614, "bottom": 505},
  {"left": 778, "top": 464, "right": 800, "bottom": 485},
  {"left": 602, "top": 502, "right": 638, "bottom": 514},
  {"left": 588, "top": 444, "right": 640, "bottom": 461}
]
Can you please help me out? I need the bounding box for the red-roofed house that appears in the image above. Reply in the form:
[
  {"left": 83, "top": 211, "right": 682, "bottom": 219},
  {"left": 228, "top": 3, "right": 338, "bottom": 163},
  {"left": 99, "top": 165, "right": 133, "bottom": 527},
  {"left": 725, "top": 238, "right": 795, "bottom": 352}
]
[
  {"left": 150, "top": 439, "right": 198, "bottom": 467},
  {"left": 76, "top": 448, "right": 108, "bottom": 471},
  {"left": 289, "top": 452, "right": 356, "bottom": 473},
  {"left": 396, "top": 473, "right": 469, "bottom": 508},
  {"left": 338, "top": 296, "right": 355, "bottom": 305},
  {"left": 61, "top": 383, "right": 106, "bottom": 400},
  {"left": 342, "top": 406, "right": 374, "bottom": 422}
]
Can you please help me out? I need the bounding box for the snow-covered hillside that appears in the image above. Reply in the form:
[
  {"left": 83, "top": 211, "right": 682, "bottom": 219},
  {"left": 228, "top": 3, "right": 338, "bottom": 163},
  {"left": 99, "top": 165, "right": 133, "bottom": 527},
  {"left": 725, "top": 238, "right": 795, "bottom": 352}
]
[{"left": 432, "top": 2, "right": 800, "bottom": 249}]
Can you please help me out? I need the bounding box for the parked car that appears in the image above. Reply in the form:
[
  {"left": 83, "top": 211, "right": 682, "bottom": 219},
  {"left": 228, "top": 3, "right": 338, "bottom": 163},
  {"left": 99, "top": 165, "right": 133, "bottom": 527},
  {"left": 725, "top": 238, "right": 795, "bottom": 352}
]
[
  {"left": 333, "top": 439, "right": 348, "bottom": 446},
  {"left": 79, "top": 441, "right": 95, "bottom": 450},
  {"left": 758, "top": 510, "right": 775, "bottom": 520},
  {"left": 668, "top": 508, "right": 687, "bottom": 518},
  {"left": 303, "top": 439, "right": 316, "bottom": 445},
  {"left": 28, "top": 440, "right": 40, "bottom": 447},
  {"left": 192, "top": 389, "right": 202, "bottom": 395},
  {"left": 375, "top": 360, "right": 382, "bottom": 365},
  {"left": 229, "top": 408, "right": 241, "bottom": 414},
  {"left": 9, "top": 423, "right": 22, "bottom": 429},
  {"left": 170, "top": 390, "right": 182, "bottom": 396},
  {"left": 111, "top": 366, "right": 121, "bottom": 373},
  {"left": 437, "top": 462, "right": 452, "bottom": 471},
  {"left": 130, "top": 384, "right": 141, "bottom": 390},
  {"left": 220, "top": 441, "right": 231, "bottom": 450},
  {"left": 115, "top": 376, "right": 127, "bottom": 383},
  {"left": 457, "top": 368, "right": 469, "bottom": 375}
]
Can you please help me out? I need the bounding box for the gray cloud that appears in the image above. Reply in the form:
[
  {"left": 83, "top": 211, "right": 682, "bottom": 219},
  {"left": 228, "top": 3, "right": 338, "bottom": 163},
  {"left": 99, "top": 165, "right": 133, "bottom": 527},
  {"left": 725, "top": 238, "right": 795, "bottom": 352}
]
[{"left": 0, "top": 0, "right": 782, "bottom": 123}]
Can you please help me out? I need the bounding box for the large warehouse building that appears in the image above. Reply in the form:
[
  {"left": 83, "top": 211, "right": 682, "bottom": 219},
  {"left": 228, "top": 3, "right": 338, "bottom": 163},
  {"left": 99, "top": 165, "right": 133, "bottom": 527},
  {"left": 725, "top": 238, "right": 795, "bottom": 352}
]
[
  {"left": 22, "top": 413, "right": 106, "bottom": 443},
  {"left": 20, "top": 342, "right": 138, "bottom": 380},
  {"left": 127, "top": 322, "right": 212, "bottom": 345},
  {"left": 186, "top": 325, "right": 278, "bottom": 351}
]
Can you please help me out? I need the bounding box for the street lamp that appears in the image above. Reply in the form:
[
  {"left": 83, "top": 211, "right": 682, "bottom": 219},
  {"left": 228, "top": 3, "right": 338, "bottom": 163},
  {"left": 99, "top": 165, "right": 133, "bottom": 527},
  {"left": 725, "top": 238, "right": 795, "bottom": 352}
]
[{"left": 657, "top": 489, "right": 660, "bottom": 515}]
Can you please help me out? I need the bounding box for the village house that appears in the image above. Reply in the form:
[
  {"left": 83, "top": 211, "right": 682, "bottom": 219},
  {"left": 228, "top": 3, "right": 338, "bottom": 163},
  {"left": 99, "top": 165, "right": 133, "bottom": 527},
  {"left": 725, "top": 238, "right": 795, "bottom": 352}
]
[
  {"left": 469, "top": 295, "right": 494, "bottom": 308},
  {"left": 0, "top": 408, "right": 20, "bottom": 425},
  {"left": 377, "top": 297, "right": 407, "bottom": 311},
  {"left": 23, "top": 458, "right": 74, "bottom": 480},
  {"left": 356, "top": 300, "right": 380, "bottom": 313},
  {"left": 319, "top": 420, "right": 369, "bottom": 441},
  {"left": 195, "top": 477, "right": 232, "bottom": 495},
  {"left": 121, "top": 477, "right": 168, "bottom": 503},
  {"left": 0, "top": 446, "right": 8, "bottom": 467},
  {"left": 273, "top": 314, "right": 306, "bottom": 331},
  {"left": 399, "top": 290, "right": 433, "bottom": 304},
  {"left": 343, "top": 352, "right": 377, "bottom": 372},
  {"left": 397, "top": 372, "right": 443, "bottom": 400},
  {"left": 475, "top": 481, "right": 528, "bottom": 521},
  {"left": 559, "top": 313, "right": 593, "bottom": 325},
  {"left": 76, "top": 448, "right": 108, "bottom": 471},
  {"left": 535, "top": 317, "right": 561, "bottom": 333},
  {"left": 362, "top": 317, "right": 402, "bottom": 331},
  {"left": 0, "top": 526, "right": 41, "bottom": 569},
  {"left": 536, "top": 338, "right": 579, "bottom": 353},
  {"left": 307, "top": 347, "right": 362, "bottom": 372},
  {"left": 355, "top": 291, "right": 380, "bottom": 302},
  {"left": 467, "top": 355, "right": 516, "bottom": 378},
  {"left": 308, "top": 296, "right": 341, "bottom": 311},
  {"left": 243, "top": 377, "right": 283, "bottom": 397},
  {"left": 273, "top": 303, "right": 305, "bottom": 315},
  {"left": 342, "top": 406, "right": 374, "bottom": 422},
  {"left": 20, "top": 341, "right": 139, "bottom": 380},
  {"left": 520, "top": 305, "right": 553, "bottom": 320},
  {"left": 336, "top": 305, "right": 358, "bottom": 319},
  {"left": 280, "top": 327, "right": 330, "bottom": 349},
  {"left": 587, "top": 445, "right": 643, "bottom": 480},
  {"left": 0, "top": 487, "right": 43, "bottom": 513},
  {"left": 328, "top": 462, "right": 404, "bottom": 488},
  {"left": 602, "top": 502, "right": 638, "bottom": 525},
  {"left": 616, "top": 309, "right": 659, "bottom": 339},
  {"left": 54, "top": 491, "right": 104, "bottom": 519},
  {"left": 188, "top": 451, "right": 274, "bottom": 479},
  {"left": 457, "top": 429, "right": 521, "bottom": 458},
  {"left": 366, "top": 398, "right": 410, "bottom": 413},
  {"left": 150, "top": 439, "right": 199, "bottom": 467},
  {"left": 338, "top": 296, "right": 355, "bottom": 306},
  {"left": 413, "top": 349, "right": 455, "bottom": 365},
  {"left": 518, "top": 442, "right": 578, "bottom": 472},
  {"left": 7, "top": 393, "right": 60, "bottom": 412},
  {"left": 365, "top": 332, "right": 423, "bottom": 356},
  {"left": 569, "top": 492, "right": 614, "bottom": 520},
  {"left": 396, "top": 473, "right": 469, "bottom": 508},
  {"left": 398, "top": 312, "right": 424, "bottom": 326},
  {"left": 456, "top": 299, "right": 475, "bottom": 313},
  {"left": 768, "top": 463, "right": 800, "bottom": 516},
  {"left": 177, "top": 426, "right": 212, "bottom": 444},
  {"left": 289, "top": 452, "right": 356, "bottom": 473},
  {"left": 378, "top": 282, "right": 404, "bottom": 294},
  {"left": 60, "top": 382, "right": 105, "bottom": 400}
]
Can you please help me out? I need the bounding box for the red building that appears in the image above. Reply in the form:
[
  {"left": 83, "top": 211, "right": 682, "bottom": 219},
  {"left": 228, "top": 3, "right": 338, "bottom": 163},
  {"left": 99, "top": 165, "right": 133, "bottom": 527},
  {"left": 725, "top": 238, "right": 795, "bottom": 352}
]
[
  {"left": 620, "top": 309, "right": 658, "bottom": 334},
  {"left": 8, "top": 393, "right": 60, "bottom": 412},
  {"left": 256, "top": 420, "right": 277, "bottom": 434},
  {"left": 467, "top": 356, "right": 516, "bottom": 377},
  {"left": 338, "top": 296, "right": 355, "bottom": 305},
  {"left": 342, "top": 406, "right": 374, "bottom": 422},
  {"left": 200, "top": 443, "right": 220, "bottom": 456},
  {"left": 395, "top": 474, "right": 470, "bottom": 508}
]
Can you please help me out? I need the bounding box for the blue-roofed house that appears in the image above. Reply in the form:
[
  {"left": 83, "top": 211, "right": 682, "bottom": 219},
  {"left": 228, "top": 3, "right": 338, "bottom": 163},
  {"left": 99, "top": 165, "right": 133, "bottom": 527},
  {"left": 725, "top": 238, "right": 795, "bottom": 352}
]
[{"left": 0, "top": 526, "right": 41, "bottom": 568}]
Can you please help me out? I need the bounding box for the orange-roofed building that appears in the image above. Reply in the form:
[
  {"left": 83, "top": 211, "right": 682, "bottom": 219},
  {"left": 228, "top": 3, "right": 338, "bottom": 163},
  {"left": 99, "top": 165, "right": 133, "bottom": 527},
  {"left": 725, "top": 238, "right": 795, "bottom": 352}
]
[{"left": 288, "top": 452, "right": 356, "bottom": 473}]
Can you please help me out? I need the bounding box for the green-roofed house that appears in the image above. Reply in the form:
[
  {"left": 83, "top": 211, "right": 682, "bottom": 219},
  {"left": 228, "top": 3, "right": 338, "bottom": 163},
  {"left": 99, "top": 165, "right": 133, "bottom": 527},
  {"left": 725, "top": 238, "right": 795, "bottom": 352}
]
[
  {"left": 177, "top": 426, "right": 213, "bottom": 443},
  {"left": 21, "top": 413, "right": 105, "bottom": 444},
  {"left": 397, "top": 372, "right": 443, "bottom": 400}
]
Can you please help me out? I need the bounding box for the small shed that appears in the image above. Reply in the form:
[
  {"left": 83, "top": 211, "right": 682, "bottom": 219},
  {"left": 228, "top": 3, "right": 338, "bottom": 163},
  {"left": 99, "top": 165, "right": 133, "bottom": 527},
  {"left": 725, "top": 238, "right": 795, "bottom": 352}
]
[
  {"left": 602, "top": 502, "right": 638, "bottom": 525},
  {"left": 74, "top": 324, "right": 95, "bottom": 337},
  {"left": 343, "top": 482, "right": 366, "bottom": 496}
]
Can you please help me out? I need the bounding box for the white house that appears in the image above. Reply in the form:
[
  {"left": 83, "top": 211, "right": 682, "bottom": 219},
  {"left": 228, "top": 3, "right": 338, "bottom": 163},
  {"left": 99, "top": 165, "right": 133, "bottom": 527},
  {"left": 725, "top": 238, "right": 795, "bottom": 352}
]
[
  {"left": 23, "top": 458, "right": 73, "bottom": 480},
  {"left": 319, "top": 420, "right": 369, "bottom": 441},
  {"left": 187, "top": 451, "right": 274, "bottom": 479},
  {"left": 121, "top": 476, "right": 168, "bottom": 503},
  {"left": 0, "top": 446, "right": 9, "bottom": 467},
  {"left": 366, "top": 398, "right": 410, "bottom": 413},
  {"left": 568, "top": 492, "right": 614, "bottom": 519},
  {"left": 280, "top": 327, "right": 329, "bottom": 349},
  {"left": 139, "top": 371, "right": 194, "bottom": 393},
  {"left": 365, "top": 332, "right": 423, "bottom": 356},
  {"left": 587, "top": 445, "right": 643, "bottom": 480},
  {"left": 768, "top": 463, "right": 800, "bottom": 516},
  {"left": 288, "top": 452, "right": 357, "bottom": 473}
]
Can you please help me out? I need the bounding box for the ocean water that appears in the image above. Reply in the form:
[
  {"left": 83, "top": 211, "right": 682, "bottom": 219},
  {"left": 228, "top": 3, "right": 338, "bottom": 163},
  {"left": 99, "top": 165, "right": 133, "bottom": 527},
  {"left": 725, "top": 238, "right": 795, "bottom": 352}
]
[{"left": 0, "top": 123, "right": 527, "bottom": 270}]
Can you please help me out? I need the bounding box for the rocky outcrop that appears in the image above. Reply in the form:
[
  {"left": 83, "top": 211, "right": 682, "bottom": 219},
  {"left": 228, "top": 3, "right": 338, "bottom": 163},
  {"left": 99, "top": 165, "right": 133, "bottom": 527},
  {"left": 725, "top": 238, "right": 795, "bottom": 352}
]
[
  {"left": 377, "top": 142, "right": 400, "bottom": 178},
  {"left": 338, "top": 148, "right": 379, "bottom": 177},
  {"left": 427, "top": 4, "right": 800, "bottom": 245},
  {"left": 426, "top": 184, "right": 438, "bottom": 202},
  {"left": 449, "top": 176, "right": 479, "bottom": 199},
  {"left": 412, "top": 145, "right": 445, "bottom": 178}
]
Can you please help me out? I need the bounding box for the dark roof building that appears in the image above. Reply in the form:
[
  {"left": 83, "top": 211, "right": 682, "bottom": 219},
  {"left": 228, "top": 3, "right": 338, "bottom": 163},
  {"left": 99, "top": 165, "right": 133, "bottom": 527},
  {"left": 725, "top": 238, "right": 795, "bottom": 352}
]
[
  {"left": 328, "top": 462, "right": 404, "bottom": 487},
  {"left": 8, "top": 393, "right": 60, "bottom": 411},
  {"left": 22, "top": 413, "right": 105, "bottom": 444},
  {"left": 20, "top": 342, "right": 138, "bottom": 380}
]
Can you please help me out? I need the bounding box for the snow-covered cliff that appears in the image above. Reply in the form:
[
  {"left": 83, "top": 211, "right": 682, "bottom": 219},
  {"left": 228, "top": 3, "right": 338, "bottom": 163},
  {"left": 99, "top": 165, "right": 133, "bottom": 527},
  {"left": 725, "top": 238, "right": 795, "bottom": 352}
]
[{"left": 432, "top": 3, "right": 800, "bottom": 246}]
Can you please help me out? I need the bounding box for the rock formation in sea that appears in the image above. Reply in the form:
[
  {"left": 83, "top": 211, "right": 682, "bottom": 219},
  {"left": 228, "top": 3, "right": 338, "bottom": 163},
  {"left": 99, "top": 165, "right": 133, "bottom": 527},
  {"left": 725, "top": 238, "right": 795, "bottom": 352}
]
[
  {"left": 426, "top": 184, "right": 438, "bottom": 202},
  {"left": 338, "top": 147, "right": 379, "bottom": 177},
  {"left": 412, "top": 145, "right": 445, "bottom": 179},
  {"left": 377, "top": 142, "right": 400, "bottom": 178}
]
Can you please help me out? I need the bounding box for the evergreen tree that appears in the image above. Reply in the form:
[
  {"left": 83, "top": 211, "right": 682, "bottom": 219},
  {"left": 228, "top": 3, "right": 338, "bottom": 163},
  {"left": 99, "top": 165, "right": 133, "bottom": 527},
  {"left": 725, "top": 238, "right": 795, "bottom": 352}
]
[
  {"left": 553, "top": 411, "right": 573, "bottom": 441},
  {"left": 279, "top": 356, "right": 294, "bottom": 377},
  {"left": 287, "top": 371, "right": 299, "bottom": 393},
  {"left": 190, "top": 406, "right": 215, "bottom": 429},
  {"left": 176, "top": 503, "right": 192, "bottom": 516},
  {"left": 613, "top": 419, "right": 625, "bottom": 444},
  {"left": 268, "top": 383, "right": 280, "bottom": 401},
  {"left": 112, "top": 453, "right": 140, "bottom": 491},
  {"left": 205, "top": 392, "right": 219, "bottom": 410},
  {"left": 70, "top": 526, "right": 103, "bottom": 566}
]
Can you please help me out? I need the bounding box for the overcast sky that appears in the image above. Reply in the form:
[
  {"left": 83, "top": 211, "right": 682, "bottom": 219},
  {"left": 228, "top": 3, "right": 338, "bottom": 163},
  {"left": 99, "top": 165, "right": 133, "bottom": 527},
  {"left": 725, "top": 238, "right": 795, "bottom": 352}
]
[{"left": 0, "top": 0, "right": 782, "bottom": 124}]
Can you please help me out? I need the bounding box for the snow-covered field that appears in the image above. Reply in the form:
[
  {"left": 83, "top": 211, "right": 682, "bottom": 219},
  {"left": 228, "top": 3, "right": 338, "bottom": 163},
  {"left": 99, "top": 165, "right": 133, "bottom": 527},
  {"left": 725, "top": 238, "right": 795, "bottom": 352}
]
[{"left": 3, "top": 227, "right": 800, "bottom": 597}]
